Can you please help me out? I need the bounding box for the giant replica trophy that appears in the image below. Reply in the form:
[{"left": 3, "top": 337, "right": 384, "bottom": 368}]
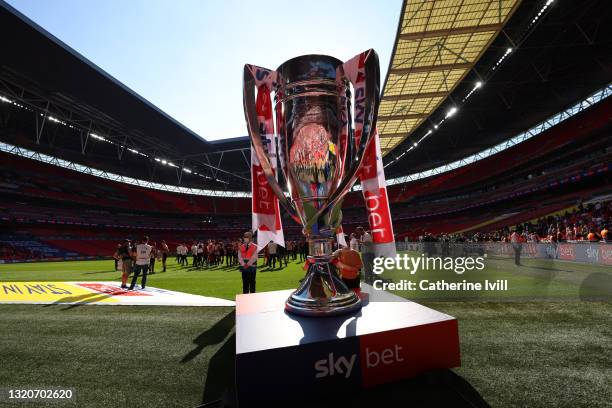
[{"left": 243, "top": 50, "right": 380, "bottom": 317}]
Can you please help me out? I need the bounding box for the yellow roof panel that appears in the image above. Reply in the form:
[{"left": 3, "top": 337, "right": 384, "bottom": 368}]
[
  {"left": 378, "top": 118, "right": 422, "bottom": 134},
  {"left": 379, "top": 97, "right": 444, "bottom": 118},
  {"left": 379, "top": 0, "right": 521, "bottom": 155}
]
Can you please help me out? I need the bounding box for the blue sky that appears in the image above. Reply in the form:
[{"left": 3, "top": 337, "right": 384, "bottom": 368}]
[{"left": 7, "top": 0, "right": 402, "bottom": 140}]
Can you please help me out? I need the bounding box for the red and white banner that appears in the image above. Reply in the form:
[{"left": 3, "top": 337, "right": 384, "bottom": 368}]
[
  {"left": 251, "top": 67, "right": 285, "bottom": 250},
  {"left": 249, "top": 67, "right": 285, "bottom": 251},
  {"left": 359, "top": 130, "right": 396, "bottom": 258},
  {"left": 341, "top": 51, "right": 396, "bottom": 258}
]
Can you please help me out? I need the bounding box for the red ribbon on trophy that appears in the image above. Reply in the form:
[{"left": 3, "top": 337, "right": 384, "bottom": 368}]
[
  {"left": 250, "top": 68, "right": 285, "bottom": 250},
  {"left": 341, "top": 52, "right": 396, "bottom": 258},
  {"left": 359, "top": 129, "right": 396, "bottom": 258}
]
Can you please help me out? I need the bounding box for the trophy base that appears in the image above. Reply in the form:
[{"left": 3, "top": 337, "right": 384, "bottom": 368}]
[
  {"left": 285, "top": 259, "right": 362, "bottom": 317},
  {"left": 235, "top": 286, "right": 461, "bottom": 407}
]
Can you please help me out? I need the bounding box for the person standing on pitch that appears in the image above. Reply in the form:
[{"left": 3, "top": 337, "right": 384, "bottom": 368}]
[
  {"left": 129, "top": 236, "right": 152, "bottom": 291},
  {"left": 510, "top": 229, "right": 523, "bottom": 266},
  {"left": 349, "top": 233, "right": 359, "bottom": 251},
  {"left": 238, "top": 231, "right": 258, "bottom": 294},
  {"left": 160, "top": 240, "right": 169, "bottom": 272},
  {"left": 268, "top": 241, "right": 278, "bottom": 269},
  {"left": 191, "top": 242, "right": 198, "bottom": 267},
  {"left": 182, "top": 243, "right": 189, "bottom": 266},
  {"left": 114, "top": 243, "right": 120, "bottom": 271},
  {"left": 114, "top": 239, "right": 133, "bottom": 289},
  {"left": 178, "top": 243, "right": 187, "bottom": 266},
  {"left": 357, "top": 226, "right": 374, "bottom": 284},
  {"left": 148, "top": 242, "right": 157, "bottom": 274},
  {"left": 176, "top": 243, "right": 183, "bottom": 265}
]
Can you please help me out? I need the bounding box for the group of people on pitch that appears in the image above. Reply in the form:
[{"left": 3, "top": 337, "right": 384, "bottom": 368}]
[
  {"left": 113, "top": 227, "right": 375, "bottom": 294},
  {"left": 175, "top": 240, "right": 251, "bottom": 269},
  {"left": 113, "top": 236, "right": 169, "bottom": 290},
  {"left": 261, "top": 240, "right": 309, "bottom": 269}
]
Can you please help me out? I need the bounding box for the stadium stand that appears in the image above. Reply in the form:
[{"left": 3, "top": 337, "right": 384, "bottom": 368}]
[
  {"left": 0, "top": 151, "right": 250, "bottom": 214},
  {"left": 1, "top": 87, "right": 610, "bottom": 262},
  {"left": 1, "top": 121, "right": 609, "bottom": 261},
  {"left": 0, "top": 233, "right": 77, "bottom": 261}
]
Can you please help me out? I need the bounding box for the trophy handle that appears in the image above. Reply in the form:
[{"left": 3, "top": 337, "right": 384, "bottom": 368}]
[
  {"left": 243, "top": 64, "right": 301, "bottom": 224},
  {"left": 311, "top": 49, "right": 380, "bottom": 223}
]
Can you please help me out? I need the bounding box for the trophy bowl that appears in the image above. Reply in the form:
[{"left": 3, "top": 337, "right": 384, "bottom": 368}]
[{"left": 243, "top": 50, "right": 380, "bottom": 316}]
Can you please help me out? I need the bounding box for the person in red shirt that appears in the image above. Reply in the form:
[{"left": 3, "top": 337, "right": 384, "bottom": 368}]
[{"left": 238, "top": 232, "right": 258, "bottom": 294}]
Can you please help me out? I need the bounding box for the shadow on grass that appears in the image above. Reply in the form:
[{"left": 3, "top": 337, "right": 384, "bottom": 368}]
[
  {"left": 580, "top": 272, "right": 612, "bottom": 301},
  {"left": 326, "top": 369, "right": 492, "bottom": 408},
  {"left": 42, "top": 292, "right": 114, "bottom": 310},
  {"left": 199, "top": 351, "right": 489, "bottom": 408},
  {"left": 259, "top": 266, "right": 286, "bottom": 273},
  {"left": 201, "top": 333, "right": 236, "bottom": 406},
  {"left": 83, "top": 270, "right": 117, "bottom": 275},
  {"left": 181, "top": 310, "right": 235, "bottom": 364}
]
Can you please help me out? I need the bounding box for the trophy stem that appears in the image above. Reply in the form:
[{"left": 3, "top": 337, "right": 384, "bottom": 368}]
[{"left": 285, "top": 238, "right": 362, "bottom": 317}]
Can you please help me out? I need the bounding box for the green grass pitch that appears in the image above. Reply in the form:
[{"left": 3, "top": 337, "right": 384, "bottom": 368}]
[{"left": 0, "top": 256, "right": 610, "bottom": 407}]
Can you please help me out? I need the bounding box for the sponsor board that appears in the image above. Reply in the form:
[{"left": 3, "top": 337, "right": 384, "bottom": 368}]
[
  {"left": 585, "top": 246, "right": 600, "bottom": 263},
  {"left": 0, "top": 281, "right": 234, "bottom": 307},
  {"left": 601, "top": 245, "right": 612, "bottom": 265},
  {"left": 468, "top": 242, "right": 612, "bottom": 265},
  {"left": 557, "top": 243, "right": 576, "bottom": 261}
]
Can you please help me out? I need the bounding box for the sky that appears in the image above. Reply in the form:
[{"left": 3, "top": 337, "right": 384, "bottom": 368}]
[{"left": 7, "top": 0, "right": 402, "bottom": 141}]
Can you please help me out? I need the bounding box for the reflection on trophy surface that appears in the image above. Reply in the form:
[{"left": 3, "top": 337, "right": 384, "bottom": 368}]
[
  {"left": 289, "top": 122, "right": 336, "bottom": 186},
  {"left": 243, "top": 50, "right": 380, "bottom": 316}
]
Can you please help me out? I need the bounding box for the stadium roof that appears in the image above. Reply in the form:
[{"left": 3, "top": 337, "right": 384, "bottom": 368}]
[
  {"left": 383, "top": 0, "right": 612, "bottom": 178},
  {"left": 0, "top": 1, "right": 251, "bottom": 191},
  {"left": 378, "top": 0, "right": 521, "bottom": 154}
]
